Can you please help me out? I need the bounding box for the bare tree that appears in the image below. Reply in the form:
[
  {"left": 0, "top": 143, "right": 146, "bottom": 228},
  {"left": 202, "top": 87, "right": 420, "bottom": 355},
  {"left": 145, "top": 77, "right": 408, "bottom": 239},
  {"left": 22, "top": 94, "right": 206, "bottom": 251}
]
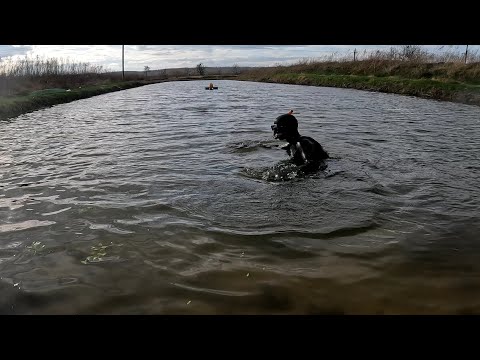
[
  {"left": 196, "top": 63, "right": 206, "bottom": 76},
  {"left": 233, "top": 63, "right": 240, "bottom": 75},
  {"left": 399, "top": 45, "right": 425, "bottom": 61}
]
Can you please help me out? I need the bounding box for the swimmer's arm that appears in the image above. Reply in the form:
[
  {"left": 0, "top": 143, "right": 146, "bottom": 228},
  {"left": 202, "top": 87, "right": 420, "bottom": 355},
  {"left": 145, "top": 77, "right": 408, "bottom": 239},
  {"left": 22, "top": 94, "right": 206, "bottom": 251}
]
[
  {"left": 295, "top": 142, "right": 318, "bottom": 173},
  {"left": 296, "top": 142, "right": 307, "bottom": 163},
  {"left": 281, "top": 143, "right": 291, "bottom": 156}
]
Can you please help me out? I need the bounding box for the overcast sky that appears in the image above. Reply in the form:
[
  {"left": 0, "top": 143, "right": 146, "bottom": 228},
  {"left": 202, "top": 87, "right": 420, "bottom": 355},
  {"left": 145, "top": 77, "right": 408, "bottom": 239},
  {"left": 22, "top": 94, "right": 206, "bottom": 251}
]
[{"left": 0, "top": 45, "right": 476, "bottom": 72}]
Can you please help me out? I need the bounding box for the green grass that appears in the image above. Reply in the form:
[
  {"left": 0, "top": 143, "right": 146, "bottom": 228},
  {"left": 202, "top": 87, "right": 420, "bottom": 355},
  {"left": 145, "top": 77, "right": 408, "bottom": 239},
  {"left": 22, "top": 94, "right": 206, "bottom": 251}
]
[
  {"left": 238, "top": 71, "right": 480, "bottom": 106},
  {"left": 0, "top": 80, "right": 155, "bottom": 120}
]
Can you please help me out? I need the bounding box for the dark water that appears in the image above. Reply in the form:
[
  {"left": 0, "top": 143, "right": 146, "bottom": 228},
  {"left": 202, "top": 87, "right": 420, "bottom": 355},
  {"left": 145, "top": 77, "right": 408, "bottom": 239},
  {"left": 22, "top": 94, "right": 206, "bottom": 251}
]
[{"left": 1, "top": 79, "right": 480, "bottom": 314}]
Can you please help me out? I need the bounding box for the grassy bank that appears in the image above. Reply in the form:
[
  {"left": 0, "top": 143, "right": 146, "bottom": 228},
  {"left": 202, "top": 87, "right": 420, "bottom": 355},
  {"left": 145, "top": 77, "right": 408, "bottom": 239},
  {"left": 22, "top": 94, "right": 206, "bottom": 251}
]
[
  {"left": 238, "top": 71, "right": 480, "bottom": 106},
  {"left": 3, "top": 71, "right": 478, "bottom": 121},
  {"left": 0, "top": 75, "right": 239, "bottom": 120},
  {"left": 238, "top": 52, "right": 480, "bottom": 107},
  {"left": 0, "top": 80, "right": 161, "bottom": 120}
]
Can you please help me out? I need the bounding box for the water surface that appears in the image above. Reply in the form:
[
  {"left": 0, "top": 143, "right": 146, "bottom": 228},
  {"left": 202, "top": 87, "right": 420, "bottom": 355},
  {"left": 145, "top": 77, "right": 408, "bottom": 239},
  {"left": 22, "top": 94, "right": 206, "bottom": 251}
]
[{"left": 1, "top": 79, "right": 479, "bottom": 314}]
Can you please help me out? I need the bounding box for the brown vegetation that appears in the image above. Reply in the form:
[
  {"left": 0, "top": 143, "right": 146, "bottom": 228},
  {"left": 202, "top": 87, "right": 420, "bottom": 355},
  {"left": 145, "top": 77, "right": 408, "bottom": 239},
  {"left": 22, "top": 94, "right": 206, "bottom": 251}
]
[{"left": 240, "top": 45, "right": 480, "bottom": 83}]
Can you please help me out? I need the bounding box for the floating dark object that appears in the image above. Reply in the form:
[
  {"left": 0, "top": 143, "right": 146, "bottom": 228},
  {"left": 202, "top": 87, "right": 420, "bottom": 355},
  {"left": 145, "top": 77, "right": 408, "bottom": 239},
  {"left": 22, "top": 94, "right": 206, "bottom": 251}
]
[{"left": 205, "top": 86, "right": 218, "bottom": 90}]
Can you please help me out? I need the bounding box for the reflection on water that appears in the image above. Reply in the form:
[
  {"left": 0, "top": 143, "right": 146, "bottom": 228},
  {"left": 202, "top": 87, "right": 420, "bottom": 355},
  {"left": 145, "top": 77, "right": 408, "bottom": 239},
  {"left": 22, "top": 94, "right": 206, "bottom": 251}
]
[{"left": 1, "top": 80, "right": 480, "bottom": 314}]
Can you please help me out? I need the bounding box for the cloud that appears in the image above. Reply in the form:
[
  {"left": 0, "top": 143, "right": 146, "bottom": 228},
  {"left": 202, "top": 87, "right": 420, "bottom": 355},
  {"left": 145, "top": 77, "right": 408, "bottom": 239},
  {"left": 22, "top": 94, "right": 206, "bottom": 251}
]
[
  {"left": 0, "top": 45, "right": 32, "bottom": 58},
  {"left": 0, "top": 45, "right": 477, "bottom": 72}
]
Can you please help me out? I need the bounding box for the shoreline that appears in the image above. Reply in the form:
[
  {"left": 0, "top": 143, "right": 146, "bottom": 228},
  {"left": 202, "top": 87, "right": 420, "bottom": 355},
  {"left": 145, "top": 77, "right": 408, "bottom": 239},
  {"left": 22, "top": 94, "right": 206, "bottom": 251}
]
[
  {"left": 1, "top": 73, "right": 479, "bottom": 121},
  {"left": 237, "top": 73, "right": 480, "bottom": 108},
  {"left": 0, "top": 75, "right": 235, "bottom": 121}
]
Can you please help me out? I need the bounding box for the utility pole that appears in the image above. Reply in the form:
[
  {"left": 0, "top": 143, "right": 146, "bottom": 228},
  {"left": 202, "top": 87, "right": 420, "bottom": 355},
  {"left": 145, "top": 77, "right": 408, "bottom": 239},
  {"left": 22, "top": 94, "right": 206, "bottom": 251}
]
[
  {"left": 465, "top": 45, "right": 469, "bottom": 64},
  {"left": 354, "top": 48, "right": 357, "bottom": 61},
  {"left": 122, "top": 45, "right": 125, "bottom": 80}
]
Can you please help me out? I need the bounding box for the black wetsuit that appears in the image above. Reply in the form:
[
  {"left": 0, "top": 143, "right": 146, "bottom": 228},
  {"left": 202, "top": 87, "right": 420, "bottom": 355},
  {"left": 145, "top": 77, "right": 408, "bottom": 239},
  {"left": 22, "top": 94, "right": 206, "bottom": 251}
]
[
  {"left": 272, "top": 113, "right": 329, "bottom": 173},
  {"left": 283, "top": 136, "right": 329, "bottom": 173}
]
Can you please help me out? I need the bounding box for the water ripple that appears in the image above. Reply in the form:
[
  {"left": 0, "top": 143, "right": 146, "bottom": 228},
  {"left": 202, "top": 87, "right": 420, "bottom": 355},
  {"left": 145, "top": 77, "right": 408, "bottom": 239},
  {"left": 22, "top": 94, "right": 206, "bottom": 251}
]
[{"left": 1, "top": 80, "right": 480, "bottom": 314}]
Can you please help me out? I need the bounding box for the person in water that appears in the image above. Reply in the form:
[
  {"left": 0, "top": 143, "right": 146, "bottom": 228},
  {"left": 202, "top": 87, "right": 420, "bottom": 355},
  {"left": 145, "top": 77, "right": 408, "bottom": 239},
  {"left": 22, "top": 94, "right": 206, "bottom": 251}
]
[{"left": 271, "top": 110, "right": 329, "bottom": 173}]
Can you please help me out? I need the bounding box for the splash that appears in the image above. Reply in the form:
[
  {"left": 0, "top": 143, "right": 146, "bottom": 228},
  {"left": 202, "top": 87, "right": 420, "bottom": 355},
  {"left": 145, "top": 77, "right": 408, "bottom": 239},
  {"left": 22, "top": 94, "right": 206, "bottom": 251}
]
[{"left": 242, "top": 161, "right": 308, "bottom": 182}]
